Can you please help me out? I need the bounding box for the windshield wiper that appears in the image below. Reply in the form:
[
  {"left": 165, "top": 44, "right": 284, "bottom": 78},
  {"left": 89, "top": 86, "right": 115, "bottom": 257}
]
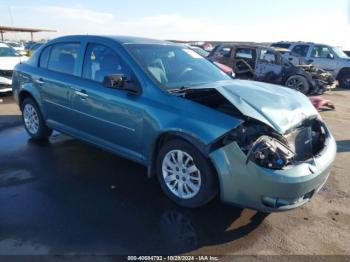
[{"left": 168, "top": 86, "right": 193, "bottom": 94}]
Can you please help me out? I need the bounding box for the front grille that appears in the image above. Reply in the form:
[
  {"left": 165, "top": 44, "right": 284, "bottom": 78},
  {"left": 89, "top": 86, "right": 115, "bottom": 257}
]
[{"left": 0, "top": 70, "right": 13, "bottom": 79}]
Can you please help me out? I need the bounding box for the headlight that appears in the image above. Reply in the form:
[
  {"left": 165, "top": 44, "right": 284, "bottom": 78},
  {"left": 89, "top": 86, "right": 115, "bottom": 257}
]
[{"left": 246, "top": 136, "right": 295, "bottom": 170}]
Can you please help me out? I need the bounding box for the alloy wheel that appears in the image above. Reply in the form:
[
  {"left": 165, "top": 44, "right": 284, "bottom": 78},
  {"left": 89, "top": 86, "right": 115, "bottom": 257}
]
[
  {"left": 23, "top": 104, "right": 39, "bottom": 134},
  {"left": 286, "top": 76, "right": 306, "bottom": 92},
  {"left": 162, "top": 149, "right": 202, "bottom": 199}
]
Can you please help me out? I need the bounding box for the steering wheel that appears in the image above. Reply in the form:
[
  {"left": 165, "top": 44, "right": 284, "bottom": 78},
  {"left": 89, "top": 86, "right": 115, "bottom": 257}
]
[{"left": 234, "top": 59, "right": 254, "bottom": 75}]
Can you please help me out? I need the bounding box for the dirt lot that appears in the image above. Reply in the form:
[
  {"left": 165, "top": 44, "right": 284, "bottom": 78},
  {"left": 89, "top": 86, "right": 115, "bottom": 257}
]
[{"left": 0, "top": 89, "right": 349, "bottom": 256}]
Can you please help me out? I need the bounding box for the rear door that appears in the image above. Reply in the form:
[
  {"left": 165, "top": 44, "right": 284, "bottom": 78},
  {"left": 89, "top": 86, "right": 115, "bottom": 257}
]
[
  {"left": 36, "top": 42, "right": 82, "bottom": 129},
  {"left": 255, "top": 48, "right": 283, "bottom": 84}
]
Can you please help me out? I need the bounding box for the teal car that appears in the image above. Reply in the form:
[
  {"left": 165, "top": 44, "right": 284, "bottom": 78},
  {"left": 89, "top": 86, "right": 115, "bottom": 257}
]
[{"left": 12, "top": 35, "right": 336, "bottom": 212}]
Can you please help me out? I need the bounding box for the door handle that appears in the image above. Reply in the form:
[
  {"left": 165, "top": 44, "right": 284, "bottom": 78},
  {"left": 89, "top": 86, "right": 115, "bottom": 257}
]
[
  {"left": 35, "top": 78, "right": 45, "bottom": 85},
  {"left": 75, "top": 90, "right": 89, "bottom": 98}
]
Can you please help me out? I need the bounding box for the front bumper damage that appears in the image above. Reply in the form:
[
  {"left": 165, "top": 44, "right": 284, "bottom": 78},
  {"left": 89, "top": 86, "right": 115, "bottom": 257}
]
[
  {"left": 209, "top": 129, "right": 336, "bottom": 212},
  {"left": 298, "top": 65, "right": 338, "bottom": 93}
]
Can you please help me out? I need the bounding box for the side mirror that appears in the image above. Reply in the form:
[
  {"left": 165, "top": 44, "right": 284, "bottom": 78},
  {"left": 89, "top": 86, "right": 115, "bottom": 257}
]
[
  {"left": 103, "top": 74, "right": 141, "bottom": 95},
  {"left": 103, "top": 74, "right": 124, "bottom": 88},
  {"left": 327, "top": 53, "right": 334, "bottom": 59}
]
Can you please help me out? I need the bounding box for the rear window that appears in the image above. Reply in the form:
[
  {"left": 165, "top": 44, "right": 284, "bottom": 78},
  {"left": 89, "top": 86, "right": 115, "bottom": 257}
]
[{"left": 47, "top": 43, "right": 80, "bottom": 75}]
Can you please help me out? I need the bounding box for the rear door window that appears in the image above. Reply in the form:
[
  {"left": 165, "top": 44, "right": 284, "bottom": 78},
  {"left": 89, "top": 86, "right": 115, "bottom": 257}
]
[
  {"left": 47, "top": 43, "right": 80, "bottom": 75},
  {"left": 259, "top": 49, "right": 277, "bottom": 64},
  {"left": 39, "top": 46, "right": 51, "bottom": 68},
  {"left": 291, "top": 45, "right": 309, "bottom": 57}
]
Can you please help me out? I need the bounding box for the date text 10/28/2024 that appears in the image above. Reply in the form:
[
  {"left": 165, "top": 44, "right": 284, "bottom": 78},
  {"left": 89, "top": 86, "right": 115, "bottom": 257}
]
[{"left": 127, "top": 256, "right": 220, "bottom": 261}]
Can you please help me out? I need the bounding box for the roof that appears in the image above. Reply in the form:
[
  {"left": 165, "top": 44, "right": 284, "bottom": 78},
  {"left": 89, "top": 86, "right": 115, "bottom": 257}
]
[
  {"left": 217, "top": 43, "right": 271, "bottom": 49},
  {"left": 50, "top": 35, "right": 174, "bottom": 45},
  {"left": 0, "top": 25, "right": 56, "bottom": 33},
  {"left": 107, "top": 35, "right": 172, "bottom": 45}
]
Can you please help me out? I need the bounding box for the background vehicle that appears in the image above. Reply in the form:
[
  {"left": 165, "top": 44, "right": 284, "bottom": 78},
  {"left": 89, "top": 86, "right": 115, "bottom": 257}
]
[
  {"left": 273, "top": 47, "right": 337, "bottom": 91},
  {"left": 4, "top": 41, "right": 26, "bottom": 56},
  {"left": 271, "top": 41, "right": 350, "bottom": 89},
  {"left": 26, "top": 42, "right": 44, "bottom": 56},
  {"left": 0, "top": 43, "right": 28, "bottom": 93},
  {"left": 186, "top": 44, "right": 234, "bottom": 76},
  {"left": 188, "top": 45, "right": 209, "bottom": 57},
  {"left": 12, "top": 35, "right": 336, "bottom": 212},
  {"left": 343, "top": 51, "right": 350, "bottom": 57},
  {"left": 208, "top": 44, "right": 324, "bottom": 94}
]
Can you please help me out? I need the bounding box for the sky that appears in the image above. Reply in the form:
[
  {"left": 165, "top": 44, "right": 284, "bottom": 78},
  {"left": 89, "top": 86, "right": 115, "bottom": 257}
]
[{"left": 0, "top": 0, "right": 350, "bottom": 49}]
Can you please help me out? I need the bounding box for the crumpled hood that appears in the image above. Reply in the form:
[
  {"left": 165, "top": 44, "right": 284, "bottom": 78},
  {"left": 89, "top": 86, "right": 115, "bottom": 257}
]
[
  {"left": 197, "top": 79, "right": 319, "bottom": 135},
  {"left": 0, "top": 56, "right": 28, "bottom": 70}
]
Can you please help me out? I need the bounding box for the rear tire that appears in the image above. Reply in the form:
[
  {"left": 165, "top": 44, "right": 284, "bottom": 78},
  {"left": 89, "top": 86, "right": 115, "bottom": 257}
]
[
  {"left": 285, "top": 75, "right": 310, "bottom": 94},
  {"left": 156, "top": 139, "right": 218, "bottom": 208},
  {"left": 21, "top": 97, "right": 52, "bottom": 140},
  {"left": 338, "top": 72, "right": 350, "bottom": 89}
]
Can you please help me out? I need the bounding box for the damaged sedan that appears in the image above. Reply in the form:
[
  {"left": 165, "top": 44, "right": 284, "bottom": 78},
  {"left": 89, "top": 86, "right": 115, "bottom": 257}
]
[
  {"left": 208, "top": 44, "right": 332, "bottom": 95},
  {"left": 12, "top": 36, "right": 336, "bottom": 212}
]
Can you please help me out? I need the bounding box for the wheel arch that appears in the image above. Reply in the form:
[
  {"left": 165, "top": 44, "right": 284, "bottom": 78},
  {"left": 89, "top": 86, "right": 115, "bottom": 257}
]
[
  {"left": 336, "top": 67, "right": 350, "bottom": 80},
  {"left": 284, "top": 74, "right": 311, "bottom": 94},
  {"left": 18, "top": 90, "right": 35, "bottom": 109},
  {"left": 148, "top": 131, "right": 212, "bottom": 178}
]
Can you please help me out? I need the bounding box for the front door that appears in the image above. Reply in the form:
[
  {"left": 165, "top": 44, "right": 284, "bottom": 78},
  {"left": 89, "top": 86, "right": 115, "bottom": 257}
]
[
  {"left": 255, "top": 48, "right": 283, "bottom": 84},
  {"left": 70, "top": 43, "right": 144, "bottom": 161},
  {"left": 233, "top": 47, "right": 256, "bottom": 79},
  {"left": 308, "top": 45, "right": 337, "bottom": 73}
]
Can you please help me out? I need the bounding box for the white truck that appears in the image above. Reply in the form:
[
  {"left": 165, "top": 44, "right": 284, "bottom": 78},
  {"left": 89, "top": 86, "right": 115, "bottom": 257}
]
[
  {"left": 0, "top": 43, "right": 28, "bottom": 93},
  {"left": 271, "top": 42, "right": 350, "bottom": 89}
]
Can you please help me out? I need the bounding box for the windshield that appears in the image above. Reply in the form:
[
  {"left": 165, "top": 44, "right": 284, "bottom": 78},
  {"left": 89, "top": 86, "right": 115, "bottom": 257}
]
[
  {"left": 332, "top": 47, "right": 348, "bottom": 59},
  {"left": 7, "top": 42, "right": 20, "bottom": 48},
  {"left": 126, "top": 44, "right": 231, "bottom": 90},
  {"left": 189, "top": 46, "right": 209, "bottom": 57},
  {"left": 0, "top": 45, "right": 20, "bottom": 57}
]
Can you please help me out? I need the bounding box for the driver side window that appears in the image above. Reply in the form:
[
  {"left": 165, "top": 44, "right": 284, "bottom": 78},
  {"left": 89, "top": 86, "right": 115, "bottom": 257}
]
[
  {"left": 82, "top": 43, "right": 131, "bottom": 83},
  {"left": 311, "top": 45, "right": 333, "bottom": 58},
  {"left": 259, "top": 49, "right": 277, "bottom": 64}
]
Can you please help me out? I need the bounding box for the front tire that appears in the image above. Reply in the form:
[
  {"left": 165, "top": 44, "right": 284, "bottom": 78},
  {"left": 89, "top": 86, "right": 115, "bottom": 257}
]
[
  {"left": 156, "top": 139, "right": 218, "bottom": 208},
  {"left": 285, "top": 75, "right": 310, "bottom": 94},
  {"left": 21, "top": 97, "right": 52, "bottom": 140}
]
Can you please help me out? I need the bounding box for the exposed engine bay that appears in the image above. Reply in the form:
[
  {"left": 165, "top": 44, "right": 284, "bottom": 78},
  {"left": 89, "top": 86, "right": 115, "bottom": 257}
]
[
  {"left": 182, "top": 88, "right": 327, "bottom": 170},
  {"left": 298, "top": 64, "right": 337, "bottom": 91}
]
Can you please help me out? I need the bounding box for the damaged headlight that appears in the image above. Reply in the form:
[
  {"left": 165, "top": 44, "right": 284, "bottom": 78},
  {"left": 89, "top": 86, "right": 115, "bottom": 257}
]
[{"left": 246, "top": 136, "right": 295, "bottom": 170}]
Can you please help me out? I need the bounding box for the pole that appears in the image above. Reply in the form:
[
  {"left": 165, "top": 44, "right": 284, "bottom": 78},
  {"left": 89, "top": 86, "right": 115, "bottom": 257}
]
[
  {"left": 30, "top": 32, "right": 33, "bottom": 41},
  {"left": 1, "top": 31, "right": 3, "bottom": 41}
]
